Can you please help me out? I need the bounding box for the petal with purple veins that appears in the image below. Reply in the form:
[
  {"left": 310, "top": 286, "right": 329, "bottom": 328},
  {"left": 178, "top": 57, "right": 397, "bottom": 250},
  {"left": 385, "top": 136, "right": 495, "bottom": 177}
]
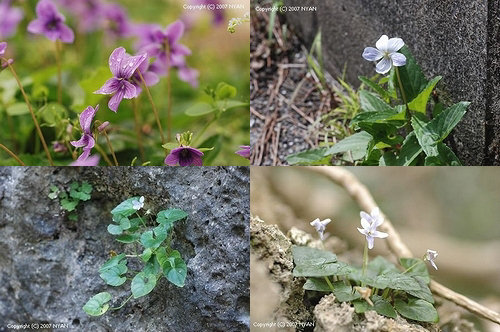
[
  {"left": 376, "top": 57, "right": 392, "bottom": 74},
  {"left": 391, "top": 52, "right": 406, "bottom": 67},
  {"left": 95, "top": 77, "right": 120, "bottom": 95},
  {"left": 362, "top": 47, "right": 383, "bottom": 61}
]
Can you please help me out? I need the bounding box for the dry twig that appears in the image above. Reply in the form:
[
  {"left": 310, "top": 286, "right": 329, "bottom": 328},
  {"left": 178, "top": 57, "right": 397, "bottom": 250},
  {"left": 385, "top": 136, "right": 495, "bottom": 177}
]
[{"left": 304, "top": 166, "right": 500, "bottom": 325}]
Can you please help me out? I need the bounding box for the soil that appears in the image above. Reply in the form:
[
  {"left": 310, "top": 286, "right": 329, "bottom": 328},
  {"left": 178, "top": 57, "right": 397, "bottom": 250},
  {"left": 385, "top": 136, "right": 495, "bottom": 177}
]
[{"left": 250, "top": 4, "right": 337, "bottom": 165}]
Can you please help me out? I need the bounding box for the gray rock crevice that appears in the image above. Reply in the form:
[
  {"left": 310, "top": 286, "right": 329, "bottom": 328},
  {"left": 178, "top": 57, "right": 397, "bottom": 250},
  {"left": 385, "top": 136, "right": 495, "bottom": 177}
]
[{"left": 0, "top": 167, "right": 249, "bottom": 331}]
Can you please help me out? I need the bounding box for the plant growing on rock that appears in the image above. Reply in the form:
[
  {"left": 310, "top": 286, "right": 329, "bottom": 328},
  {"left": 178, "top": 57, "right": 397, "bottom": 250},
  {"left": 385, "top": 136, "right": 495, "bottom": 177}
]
[
  {"left": 288, "top": 34, "right": 469, "bottom": 166},
  {"left": 83, "top": 196, "right": 188, "bottom": 316},
  {"left": 48, "top": 181, "right": 92, "bottom": 221},
  {"left": 293, "top": 207, "right": 440, "bottom": 323}
]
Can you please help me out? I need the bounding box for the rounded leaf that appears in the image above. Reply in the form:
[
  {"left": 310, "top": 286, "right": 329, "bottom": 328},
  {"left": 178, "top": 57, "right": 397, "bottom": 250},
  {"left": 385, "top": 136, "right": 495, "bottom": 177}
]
[
  {"left": 83, "top": 292, "right": 112, "bottom": 316},
  {"left": 131, "top": 272, "right": 157, "bottom": 298}
]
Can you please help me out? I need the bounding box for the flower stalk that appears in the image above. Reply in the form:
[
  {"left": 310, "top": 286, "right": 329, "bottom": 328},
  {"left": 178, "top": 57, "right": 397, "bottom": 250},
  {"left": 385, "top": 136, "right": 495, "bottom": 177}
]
[
  {"left": 101, "top": 129, "right": 118, "bottom": 166},
  {"left": 132, "top": 98, "right": 145, "bottom": 162},
  {"left": 165, "top": 40, "right": 172, "bottom": 142},
  {"left": 137, "top": 70, "right": 165, "bottom": 145},
  {"left": 0, "top": 143, "right": 25, "bottom": 165},
  {"left": 55, "top": 40, "right": 62, "bottom": 104},
  {"left": 361, "top": 241, "right": 368, "bottom": 287}
]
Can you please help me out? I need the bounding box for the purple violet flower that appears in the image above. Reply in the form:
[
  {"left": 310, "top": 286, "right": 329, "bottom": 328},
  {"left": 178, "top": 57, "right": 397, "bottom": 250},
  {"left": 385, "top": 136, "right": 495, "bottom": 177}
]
[
  {"left": 0, "top": 41, "right": 13, "bottom": 70},
  {"left": 178, "top": 66, "right": 199, "bottom": 88},
  {"left": 70, "top": 105, "right": 98, "bottom": 161},
  {"left": 235, "top": 145, "right": 250, "bottom": 159},
  {"left": 164, "top": 146, "right": 204, "bottom": 166},
  {"left": 190, "top": 0, "right": 224, "bottom": 25},
  {"left": 94, "top": 47, "right": 147, "bottom": 112},
  {"left": 57, "top": 0, "right": 104, "bottom": 33},
  {"left": 70, "top": 154, "right": 100, "bottom": 166},
  {"left": 27, "top": 0, "right": 74, "bottom": 43},
  {"left": 0, "top": 0, "right": 24, "bottom": 38},
  {"left": 102, "top": 3, "right": 131, "bottom": 39},
  {"left": 52, "top": 141, "right": 67, "bottom": 153},
  {"left": 0, "top": 41, "right": 6, "bottom": 55}
]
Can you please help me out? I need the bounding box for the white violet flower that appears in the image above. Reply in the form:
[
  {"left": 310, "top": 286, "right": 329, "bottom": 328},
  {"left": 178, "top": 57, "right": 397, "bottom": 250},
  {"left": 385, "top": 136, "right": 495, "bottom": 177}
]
[
  {"left": 310, "top": 218, "right": 331, "bottom": 241},
  {"left": 362, "top": 35, "right": 407, "bottom": 74},
  {"left": 425, "top": 249, "right": 438, "bottom": 270},
  {"left": 357, "top": 207, "right": 388, "bottom": 249},
  {"left": 132, "top": 196, "right": 144, "bottom": 210}
]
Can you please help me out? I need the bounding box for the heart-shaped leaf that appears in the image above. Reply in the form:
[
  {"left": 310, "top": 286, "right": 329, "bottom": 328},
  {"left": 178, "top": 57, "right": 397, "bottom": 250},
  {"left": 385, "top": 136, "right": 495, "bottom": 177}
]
[
  {"left": 131, "top": 272, "right": 157, "bottom": 298},
  {"left": 83, "top": 292, "right": 112, "bottom": 316},
  {"left": 394, "top": 298, "right": 439, "bottom": 323},
  {"left": 99, "top": 254, "right": 128, "bottom": 286},
  {"left": 162, "top": 251, "right": 187, "bottom": 287},
  {"left": 140, "top": 226, "right": 167, "bottom": 249},
  {"left": 111, "top": 197, "right": 141, "bottom": 218}
]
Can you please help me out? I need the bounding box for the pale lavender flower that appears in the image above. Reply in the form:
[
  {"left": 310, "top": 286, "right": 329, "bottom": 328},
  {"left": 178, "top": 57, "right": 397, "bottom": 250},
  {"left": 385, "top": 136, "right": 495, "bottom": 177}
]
[
  {"left": 357, "top": 207, "right": 388, "bottom": 249},
  {"left": 27, "top": 0, "right": 74, "bottom": 43},
  {"left": 132, "top": 196, "right": 144, "bottom": 210},
  {"left": 165, "top": 146, "right": 203, "bottom": 166},
  {"left": 71, "top": 105, "right": 98, "bottom": 161},
  {"left": 0, "top": 0, "right": 24, "bottom": 38},
  {"left": 70, "top": 154, "right": 99, "bottom": 166},
  {"left": 94, "top": 47, "right": 147, "bottom": 112},
  {"left": 425, "top": 249, "right": 438, "bottom": 270},
  {"left": 362, "top": 35, "right": 406, "bottom": 74},
  {"left": 310, "top": 218, "right": 331, "bottom": 241},
  {"left": 178, "top": 66, "right": 199, "bottom": 87},
  {"left": 235, "top": 145, "right": 250, "bottom": 159},
  {"left": 52, "top": 141, "right": 67, "bottom": 153}
]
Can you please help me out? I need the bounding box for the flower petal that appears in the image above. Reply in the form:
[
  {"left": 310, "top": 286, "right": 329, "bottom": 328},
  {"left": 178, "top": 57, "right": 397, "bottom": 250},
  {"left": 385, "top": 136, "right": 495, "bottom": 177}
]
[
  {"left": 310, "top": 218, "right": 320, "bottom": 227},
  {"left": 109, "top": 47, "right": 126, "bottom": 77},
  {"left": 360, "top": 217, "right": 371, "bottom": 230},
  {"left": 375, "top": 35, "right": 389, "bottom": 52},
  {"left": 0, "top": 42, "right": 7, "bottom": 55},
  {"left": 27, "top": 19, "right": 46, "bottom": 35},
  {"left": 373, "top": 230, "right": 388, "bottom": 239},
  {"left": 70, "top": 154, "right": 99, "bottom": 166},
  {"left": 164, "top": 149, "right": 180, "bottom": 166},
  {"left": 366, "top": 236, "right": 374, "bottom": 249},
  {"left": 121, "top": 80, "right": 138, "bottom": 99},
  {"left": 58, "top": 23, "right": 75, "bottom": 43},
  {"left": 360, "top": 211, "right": 373, "bottom": 224},
  {"left": 36, "top": 0, "right": 58, "bottom": 18},
  {"left": 165, "top": 20, "right": 184, "bottom": 44},
  {"left": 391, "top": 52, "right": 407, "bottom": 67},
  {"left": 357, "top": 227, "right": 368, "bottom": 235},
  {"left": 79, "top": 105, "right": 98, "bottom": 134},
  {"left": 70, "top": 134, "right": 89, "bottom": 148},
  {"left": 387, "top": 37, "right": 405, "bottom": 53},
  {"left": 376, "top": 57, "right": 392, "bottom": 74},
  {"left": 430, "top": 261, "right": 438, "bottom": 270},
  {"left": 94, "top": 77, "right": 120, "bottom": 95},
  {"left": 362, "top": 47, "right": 383, "bottom": 62},
  {"left": 141, "top": 71, "right": 160, "bottom": 87},
  {"left": 120, "top": 53, "right": 148, "bottom": 79},
  {"left": 108, "top": 88, "right": 125, "bottom": 112}
]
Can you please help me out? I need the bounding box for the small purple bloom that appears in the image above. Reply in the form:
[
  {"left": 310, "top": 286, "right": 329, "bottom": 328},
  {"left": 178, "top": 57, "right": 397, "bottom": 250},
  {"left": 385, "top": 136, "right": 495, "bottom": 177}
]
[
  {"left": 70, "top": 154, "right": 100, "bottom": 166},
  {"left": 52, "top": 141, "right": 67, "bottom": 153},
  {"left": 0, "top": 0, "right": 24, "bottom": 38},
  {"left": 235, "top": 145, "right": 250, "bottom": 159},
  {"left": 27, "top": 0, "right": 74, "bottom": 43},
  {"left": 102, "top": 3, "right": 131, "bottom": 39},
  {"left": 97, "top": 121, "right": 110, "bottom": 132},
  {"left": 189, "top": 0, "right": 225, "bottom": 25},
  {"left": 164, "top": 146, "right": 203, "bottom": 166},
  {"left": 57, "top": 0, "right": 104, "bottom": 33},
  {"left": 0, "top": 41, "right": 13, "bottom": 70},
  {"left": 0, "top": 41, "right": 6, "bottom": 55},
  {"left": 178, "top": 66, "right": 199, "bottom": 88},
  {"left": 71, "top": 105, "right": 98, "bottom": 161},
  {"left": 94, "top": 47, "right": 147, "bottom": 112},
  {"left": 130, "top": 55, "right": 160, "bottom": 95}
]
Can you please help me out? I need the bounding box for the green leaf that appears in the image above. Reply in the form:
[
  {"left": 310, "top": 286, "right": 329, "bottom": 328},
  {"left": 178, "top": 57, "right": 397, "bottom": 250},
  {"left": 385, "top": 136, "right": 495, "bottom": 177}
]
[
  {"left": 143, "top": 257, "right": 161, "bottom": 276},
  {"left": 399, "top": 258, "right": 430, "bottom": 283},
  {"left": 292, "top": 246, "right": 354, "bottom": 277},
  {"left": 70, "top": 187, "right": 91, "bottom": 201},
  {"left": 215, "top": 82, "right": 237, "bottom": 100},
  {"left": 111, "top": 197, "right": 141, "bottom": 218},
  {"left": 185, "top": 103, "right": 214, "bottom": 117},
  {"left": 141, "top": 248, "right": 153, "bottom": 263},
  {"left": 80, "top": 182, "right": 92, "bottom": 194},
  {"left": 327, "top": 131, "right": 374, "bottom": 160},
  {"left": 79, "top": 67, "right": 111, "bottom": 109},
  {"left": 303, "top": 277, "right": 332, "bottom": 292},
  {"left": 333, "top": 281, "right": 360, "bottom": 302},
  {"left": 48, "top": 186, "right": 59, "bottom": 199},
  {"left": 371, "top": 295, "right": 397, "bottom": 319},
  {"left": 116, "top": 233, "right": 140, "bottom": 243},
  {"left": 131, "top": 272, "right": 157, "bottom": 298},
  {"left": 99, "top": 254, "right": 127, "bottom": 286},
  {"left": 424, "top": 143, "right": 462, "bottom": 166},
  {"left": 68, "top": 212, "right": 78, "bottom": 222},
  {"left": 83, "top": 292, "right": 112, "bottom": 316},
  {"left": 395, "top": 46, "right": 429, "bottom": 102},
  {"left": 61, "top": 198, "right": 78, "bottom": 212},
  {"left": 162, "top": 254, "right": 187, "bottom": 287},
  {"left": 406, "top": 276, "right": 434, "bottom": 303},
  {"left": 214, "top": 100, "right": 249, "bottom": 112},
  {"left": 358, "top": 76, "right": 391, "bottom": 100},
  {"left": 107, "top": 224, "right": 123, "bottom": 235},
  {"left": 412, "top": 102, "right": 469, "bottom": 157},
  {"left": 140, "top": 227, "right": 167, "bottom": 249},
  {"left": 380, "top": 132, "right": 422, "bottom": 166},
  {"left": 156, "top": 209, "right": 188, "bottom": 231},
  {"left": 286, "top": 148, "right": 331, "bottom": 165},
  {"left": 162, "top": 142, "right": 179, "bottom": 150},
  {"left": 353, "top": 299, "right": 369, "bottom": 313},
  {"left": 38, "top": 103, "right": 67, "bottom": 127},
  {"left": 351, "top": 110, "right": 402, "bottom": 125},
  {"left": 394, "top": 298, "right": 439, "bottom": 323},
  {"left": 359, "top": 90, "right": 393, "bottom": 113},
  {"left": 408, "top": 76, "right": 441, "bottom": 114},
  {"left": 6, "top": 103, "right": 29, "bottom": 116}
]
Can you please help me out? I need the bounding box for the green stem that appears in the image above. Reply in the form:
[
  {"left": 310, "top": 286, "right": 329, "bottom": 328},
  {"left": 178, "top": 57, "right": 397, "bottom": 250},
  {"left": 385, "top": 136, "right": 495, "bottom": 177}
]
[
  {"left": 137, "top": 70, "right": 165, "bottom": 145},
  {"left": 165, "top": 40, "right": 172, "bottom": 142},
  {"left": 0, "top": 143, "right": 25, "bottom": 165},
  {"left": 324, "top": 276, "right": 335, "bottom": 293},
  {"left": 125, "top": 254, "right": 139, "bottom": 258},
  {"left": 2, "top": 58, "right": 54, "bottom": 166},
  {"left": 111, "top": 294, "right": 133, "bottom": 310},
  {"left": 102, "top": 129, "right": 118, "bottom": 166},
  {"left": 402, "top": 261, "right": 420, "bottom": 274},
  {"left": 361, "top": 242, "right": 368, "bottom": 287},
  {"left": 136, "top": 212, "right": 147, "bottom": 228},
  {"left": 132, "top": 98, "right": 145, "bottom": 162},
  {"left": 94, "top": 144, "right": 113, "bottom": 166},
  {"left": 382, "top": 288, "right": 390, "bottom": 299},
  {"left": 395, "top": 66, "right": 411, "bottom": 127}
]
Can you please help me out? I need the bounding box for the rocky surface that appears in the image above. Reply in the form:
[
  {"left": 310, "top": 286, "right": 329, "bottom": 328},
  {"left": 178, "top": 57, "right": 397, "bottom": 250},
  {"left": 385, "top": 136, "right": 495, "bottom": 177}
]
[
  {"left": 284, "top": 0, "right": 500, "bottom": 165},
  {"left": 0, "top": 167, "right": 249, "bottom": 331}
]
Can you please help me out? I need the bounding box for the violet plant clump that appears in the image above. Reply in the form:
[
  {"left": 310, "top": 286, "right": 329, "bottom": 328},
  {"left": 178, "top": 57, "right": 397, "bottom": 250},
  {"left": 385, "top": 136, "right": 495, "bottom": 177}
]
[
  {"left": 293, "top": 207, "right": 440, "bottom": 323},
  {"left": 27, "top": 0, "right": 74, "bottom": 43},
  {"left": 48, "top": 181, "right": 93, "bottom": 221},
  {"left": 83, "top": 197, "right": 188, "bottom": 316},
  {"left": 287, "top": 34, "right": 470, "bottom": 166}
]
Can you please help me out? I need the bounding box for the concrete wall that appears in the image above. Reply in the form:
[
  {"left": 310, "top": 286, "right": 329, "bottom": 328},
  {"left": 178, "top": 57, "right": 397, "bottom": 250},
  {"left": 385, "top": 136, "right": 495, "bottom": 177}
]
[{"left": 285, "top": 0, "right": 500, "bottom": 165}]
